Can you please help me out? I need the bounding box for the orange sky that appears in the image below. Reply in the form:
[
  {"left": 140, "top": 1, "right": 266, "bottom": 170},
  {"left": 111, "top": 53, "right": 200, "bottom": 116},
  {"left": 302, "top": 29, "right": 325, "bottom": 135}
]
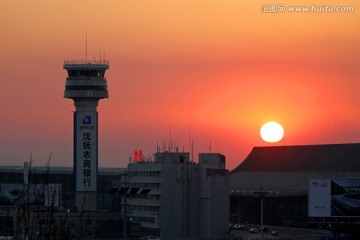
[{"left": 0, "top": 0, "right": 359, "bottom": 170}]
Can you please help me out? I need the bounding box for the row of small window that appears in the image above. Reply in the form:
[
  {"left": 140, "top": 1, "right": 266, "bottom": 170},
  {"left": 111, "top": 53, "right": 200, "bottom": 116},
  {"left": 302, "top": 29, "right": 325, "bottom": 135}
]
[
  {"left": 344, "top": 186, "right": 360, "bottom": 189},
  {"left": 67, "top": 70, "right": 105, "bottom": 78},
  {"left": 38, "top": 218, "right": 94, "bottom": 226},
  {"left": 70, "top": 231, "right": 92, "bottom": 239},
  {"left": 127, "top": 194, "right": 160, "bottom": 201},
  {"left": 130, "top": 183, "right": 160, "bottom": 189},
  {"left": 132, "top": 216, "right": 156, "bottom": 223},
  {"left": 143, "top": 228, "right": 160, "bottom": 237},
  {"left": 129, "top": 204, "right": 160, "bottom": 212},
  {"left": 128, "top": 171, "right": 160, "bottom": 178},
  {"left": 147, "top": 194, "right": 160, "bottom": 200}
]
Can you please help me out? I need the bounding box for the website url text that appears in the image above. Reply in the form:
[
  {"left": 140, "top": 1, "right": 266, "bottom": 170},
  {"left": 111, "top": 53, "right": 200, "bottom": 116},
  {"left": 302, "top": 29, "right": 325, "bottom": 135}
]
[{"left": 262, "top": 5, "right": 355, "bottom": 13}]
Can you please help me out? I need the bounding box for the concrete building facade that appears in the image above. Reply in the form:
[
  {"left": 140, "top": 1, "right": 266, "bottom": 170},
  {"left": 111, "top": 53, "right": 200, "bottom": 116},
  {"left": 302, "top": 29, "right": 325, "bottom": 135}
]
[{"left": 125, "top": 151, "right": 230, "bottom": 239}]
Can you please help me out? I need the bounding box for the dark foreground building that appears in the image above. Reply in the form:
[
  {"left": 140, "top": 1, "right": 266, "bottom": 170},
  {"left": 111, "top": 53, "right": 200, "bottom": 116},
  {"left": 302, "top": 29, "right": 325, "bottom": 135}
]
[
  {"left": 230, "top": 143, "right": 360, "bottom": 238},
  {"left": 0, "top": 165, "right": 126, "bottom": 239},
  {"left": 0, "top": 154, "right": 229, "bottom": 240}
]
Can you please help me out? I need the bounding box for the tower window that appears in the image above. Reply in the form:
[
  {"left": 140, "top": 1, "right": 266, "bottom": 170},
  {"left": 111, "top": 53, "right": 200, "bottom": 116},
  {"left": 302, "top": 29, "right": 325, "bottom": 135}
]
[{"left": 67, "top": 70, "right": 105, "bottom": 78}]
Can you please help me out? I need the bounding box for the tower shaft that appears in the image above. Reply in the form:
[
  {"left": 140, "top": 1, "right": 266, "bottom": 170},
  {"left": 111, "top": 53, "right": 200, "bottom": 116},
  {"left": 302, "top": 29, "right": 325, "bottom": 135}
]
[{"left": 63, "top": 60, "right": 109, "bottom": 211}]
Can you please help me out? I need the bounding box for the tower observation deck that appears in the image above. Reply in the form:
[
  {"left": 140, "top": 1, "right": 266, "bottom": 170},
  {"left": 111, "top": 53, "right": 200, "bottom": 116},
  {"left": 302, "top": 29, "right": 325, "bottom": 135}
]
[
  {"left": 63, "top": 59, "right": 109, "bottom": 211},
  {"left": 64, "top": 60, "right": 109, "bottom": 102}
]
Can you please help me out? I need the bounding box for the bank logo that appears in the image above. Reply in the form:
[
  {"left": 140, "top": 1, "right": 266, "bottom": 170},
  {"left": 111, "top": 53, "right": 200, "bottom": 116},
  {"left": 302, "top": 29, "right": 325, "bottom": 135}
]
[{"left": 82, "top": 116, "right": 92, "bottom": 125}]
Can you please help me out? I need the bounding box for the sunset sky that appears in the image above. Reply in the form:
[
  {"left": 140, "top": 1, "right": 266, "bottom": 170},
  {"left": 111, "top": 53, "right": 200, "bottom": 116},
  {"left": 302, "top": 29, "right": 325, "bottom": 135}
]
[{"left": 1, "top": 0, "right": 359, "bottom": 170}]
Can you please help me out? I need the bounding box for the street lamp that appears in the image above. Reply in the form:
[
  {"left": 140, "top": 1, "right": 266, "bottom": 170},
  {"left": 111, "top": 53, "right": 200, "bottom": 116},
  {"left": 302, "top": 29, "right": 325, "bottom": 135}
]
[{"left": 254, "top": 187, "right": 271, "bottom": 240}]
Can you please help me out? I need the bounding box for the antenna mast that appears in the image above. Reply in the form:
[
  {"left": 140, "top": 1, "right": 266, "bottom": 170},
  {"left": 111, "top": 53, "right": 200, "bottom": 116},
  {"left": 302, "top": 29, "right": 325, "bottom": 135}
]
[
  {"left": 188, "top": 125, "right": 191, "bottom": 156},
  {"left": 170, "top": 124, "right": 172, "bottom": 152},
  {"left": 191, "top": 139, "right": 194, "bottom": 162},
  {"left": 85, "top": 32, "right": 88, "bottom": 61}
]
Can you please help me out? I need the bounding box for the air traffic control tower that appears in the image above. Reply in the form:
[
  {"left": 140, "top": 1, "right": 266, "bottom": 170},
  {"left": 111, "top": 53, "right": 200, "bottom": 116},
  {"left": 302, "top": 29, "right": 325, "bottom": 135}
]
[{"left": 63, "top": 59, "right": 109, "bottom": 211}]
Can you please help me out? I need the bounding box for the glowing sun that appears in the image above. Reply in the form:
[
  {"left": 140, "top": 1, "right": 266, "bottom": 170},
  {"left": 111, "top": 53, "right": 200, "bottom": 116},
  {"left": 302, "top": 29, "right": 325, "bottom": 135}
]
[{"left": 260, "top": 121, "right": 284, "bottom": 143}]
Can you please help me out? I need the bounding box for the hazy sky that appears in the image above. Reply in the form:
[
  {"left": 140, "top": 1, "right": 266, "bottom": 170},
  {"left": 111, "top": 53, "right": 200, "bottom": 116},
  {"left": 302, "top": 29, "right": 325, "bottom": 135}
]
[{"left": 1, "top": 0, "right": 359, "bottom": 170}]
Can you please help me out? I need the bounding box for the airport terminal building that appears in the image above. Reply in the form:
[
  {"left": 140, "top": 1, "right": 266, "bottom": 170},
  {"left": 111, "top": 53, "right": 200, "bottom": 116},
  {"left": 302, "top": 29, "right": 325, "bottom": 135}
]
[{"left": 230, "top": 143, "right": 360, "bottom": 236}]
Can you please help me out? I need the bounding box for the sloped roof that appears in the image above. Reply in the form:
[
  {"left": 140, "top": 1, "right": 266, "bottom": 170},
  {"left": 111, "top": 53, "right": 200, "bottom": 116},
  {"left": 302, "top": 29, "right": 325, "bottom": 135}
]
[
  {"left": 232, "top": 143, "right": 360, "bottom": 173},
  {"left": 230, "top": 171, "right": 360, "bottom": 196}
]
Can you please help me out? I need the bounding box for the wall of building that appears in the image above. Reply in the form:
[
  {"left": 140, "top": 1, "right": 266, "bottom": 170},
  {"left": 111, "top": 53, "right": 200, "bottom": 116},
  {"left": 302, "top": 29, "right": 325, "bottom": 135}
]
[
  {"left": 126, "top": 152, "right": 230, "bottom": 239},
  {"left": 127, "top": 162, "right": 162, "bottom": 237},
  {"left": 199, "top": 153, "right": 229, "bottom": 237},
  {"left": 160, "top": 159, "right": 188, "bottom": 238}
]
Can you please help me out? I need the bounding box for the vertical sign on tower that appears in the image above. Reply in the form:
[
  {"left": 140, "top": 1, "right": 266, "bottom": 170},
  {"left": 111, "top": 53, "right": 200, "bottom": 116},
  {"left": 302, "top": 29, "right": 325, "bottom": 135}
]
[{"left": 75, "top": 111, "right": 98, "bottom": 191}]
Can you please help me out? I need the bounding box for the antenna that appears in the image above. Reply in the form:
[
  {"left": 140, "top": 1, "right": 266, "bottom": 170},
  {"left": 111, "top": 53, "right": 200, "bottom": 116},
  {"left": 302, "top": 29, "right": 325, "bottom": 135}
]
[
  {"left": 85, "top": 32, "right": 88, "bottom": 61},
  {"left": 191, "top": 139, "right": 194, "bottom": 162},
  {"left": 170, "top": 124, "right": 172, "bottom": 152},
  {"left": 188, "top": 125, "right": 191, "bottom": 154},
  {"left": 163, "top": 140, "right": 166, "bottom": 152}
]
